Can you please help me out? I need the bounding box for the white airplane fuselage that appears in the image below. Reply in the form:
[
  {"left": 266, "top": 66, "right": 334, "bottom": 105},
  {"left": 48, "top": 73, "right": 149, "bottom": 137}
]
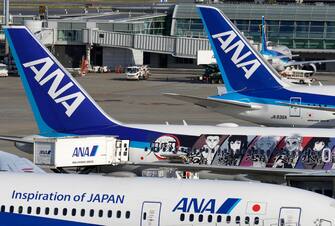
[
  {"left": 209, "top": 85, "right": 335, "bottom": 128},
  {"left": 1, "top": 172, "right": 335, "bottom": 226},
  {"left": 211, "top": 102, "right": 335, "bottom": 128}
]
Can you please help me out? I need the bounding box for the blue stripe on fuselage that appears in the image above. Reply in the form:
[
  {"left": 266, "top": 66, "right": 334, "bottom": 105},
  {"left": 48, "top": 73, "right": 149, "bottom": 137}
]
[
  {"left": 0, "top": 212, "right": 101, "bottom": 226},
  {"left": 215, "top": 87, "right": 335, "bottom": 108},
  {"left": 216, "top": 198, "right": 241, "bottom": 214}
]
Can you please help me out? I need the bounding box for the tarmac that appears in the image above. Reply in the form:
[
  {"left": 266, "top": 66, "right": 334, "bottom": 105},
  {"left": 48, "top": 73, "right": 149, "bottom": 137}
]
[{"left": 0, "top": 71, "right": 334, "bottom": 160}]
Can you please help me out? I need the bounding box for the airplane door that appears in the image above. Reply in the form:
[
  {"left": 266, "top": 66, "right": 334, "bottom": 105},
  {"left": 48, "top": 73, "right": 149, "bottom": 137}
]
[
  {"left": 120, "top": 140, "right": 129, "bottom": 162},
  {"left": 289, "top": 97, "right": 301, "bottom": 117},
  {"left": 278, "top": 207, "right": 301, "bottom": 226},
  {"left": 114, "top": 140, "right": 122, "bottom": 163},
  {"left": 141, "top": 201, "right": 161, "bottom": 226},
  {"left": 320, "top": 219, "right": 332, "bottom": 226}
]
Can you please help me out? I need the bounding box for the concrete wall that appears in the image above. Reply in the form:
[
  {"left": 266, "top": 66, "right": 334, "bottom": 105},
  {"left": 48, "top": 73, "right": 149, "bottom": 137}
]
[{"left": 143, "top": 52, "right": 201, "bottom": 69}]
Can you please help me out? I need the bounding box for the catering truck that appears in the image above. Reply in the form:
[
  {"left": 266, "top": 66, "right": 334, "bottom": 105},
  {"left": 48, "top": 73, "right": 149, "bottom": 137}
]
[{"left": 33, "top": 136, "right": 129, "bottom": 169}]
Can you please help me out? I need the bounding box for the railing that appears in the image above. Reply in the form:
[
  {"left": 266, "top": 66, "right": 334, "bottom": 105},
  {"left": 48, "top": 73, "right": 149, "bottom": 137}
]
[
  {"left": 35, "top": 28, "right": 335, "bottom": 58},
  {"left": 89, "top": 29, "right": 210, "bottom": 58}
]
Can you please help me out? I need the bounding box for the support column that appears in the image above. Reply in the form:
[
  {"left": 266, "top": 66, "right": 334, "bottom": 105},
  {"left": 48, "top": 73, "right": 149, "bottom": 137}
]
[{"left": 86, "top": 44, "right": 91, "bottom": 69}]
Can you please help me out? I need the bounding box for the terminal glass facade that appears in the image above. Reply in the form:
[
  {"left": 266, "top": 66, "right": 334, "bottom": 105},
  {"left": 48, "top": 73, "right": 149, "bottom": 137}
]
[
  {"left": 172, "top": 4, "right": 335, "bottom": 50},
  {"left": 96, "top": 16, "right": 168, "bottom": 35}
]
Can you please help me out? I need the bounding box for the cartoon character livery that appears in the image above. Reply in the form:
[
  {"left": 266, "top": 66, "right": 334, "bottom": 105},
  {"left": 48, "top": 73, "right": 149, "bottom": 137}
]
[
  {"left": 3, "top": 24, "right": 335, "bottom": 176},
  {"left": 166, "top": 5, "right": 335, "bottom": 128}
]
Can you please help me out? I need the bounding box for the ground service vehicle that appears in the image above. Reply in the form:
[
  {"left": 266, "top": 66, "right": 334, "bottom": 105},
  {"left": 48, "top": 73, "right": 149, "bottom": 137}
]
[
  {"left": 199, "top": 65, "right": 223, "bottom": 84},
  {"left": 0, "top": 63, "right": 8, "bottom": 77},
  {"left": 126, "top": 65, "right": 150, "bottom": 80}
]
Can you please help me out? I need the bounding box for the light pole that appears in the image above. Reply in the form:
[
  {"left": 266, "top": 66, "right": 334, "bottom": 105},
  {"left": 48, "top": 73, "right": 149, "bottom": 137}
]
[{"left": 3, "top": 0, "right": 9, "bottom": 56}]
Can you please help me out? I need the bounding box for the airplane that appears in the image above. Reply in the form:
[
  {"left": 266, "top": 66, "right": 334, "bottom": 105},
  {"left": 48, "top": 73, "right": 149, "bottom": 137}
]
[
  {"left": 0, "top": 172, "right": 335, "bottom": 226},
  {"left": 5, "top": 25, "right": 335, "bottom": 182},
  {"left": 259, "top": 16, "right": 335, "bottom": 74},
  {"left": 166, "top": 5, "right": 335, "bottom": 128}
]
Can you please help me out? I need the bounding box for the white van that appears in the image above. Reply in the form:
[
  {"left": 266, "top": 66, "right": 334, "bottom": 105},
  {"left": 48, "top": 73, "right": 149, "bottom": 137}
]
[
  {"left": 125, "top": 65, "right": 150, "bottom": 80},
  {"left": 0, "top": 63, "right": 8, "bottom": 77}
]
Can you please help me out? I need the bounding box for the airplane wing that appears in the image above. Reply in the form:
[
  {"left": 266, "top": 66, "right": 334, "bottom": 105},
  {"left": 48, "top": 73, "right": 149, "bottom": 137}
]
[
  {"left": 164, "top": 93, "right": 262, "bottom": 110},
  {"left": 285, "top": 59, "right": 335, "bottom": 67},
  {"left": 0, "top": 151, "right": 45, "bottom": 173},
  {"left": 133, "top": 162, "right": 322, "bottom": 183},
  {"left": 277, "top": 101, "right": 335, "bottom": 112}
]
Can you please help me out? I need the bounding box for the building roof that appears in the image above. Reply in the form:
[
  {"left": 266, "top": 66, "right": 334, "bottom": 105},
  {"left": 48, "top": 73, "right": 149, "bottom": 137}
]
[{"left": 174, "top": 3, "right": 335, "bottom": 21}]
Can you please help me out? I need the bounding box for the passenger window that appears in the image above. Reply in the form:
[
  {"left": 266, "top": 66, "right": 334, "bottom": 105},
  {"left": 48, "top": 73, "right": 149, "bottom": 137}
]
[
  {"left": 72, "top": 208, "right": 76, "bottom": 216},
  {"left": 80, "top": 209, "right": 85, "bottom": 217},
  {"left": 199, "top": 214, "right": 203, "bottom": 222},
  {"left": 125, "top": 211, "right": 130, "bottom": 219},
  {"left": 63, "top": 208, "right": 67, "bottom": 216},
  {"left": 208, "top": 215, "right": 213, "bottom": 222},
  {"left": 143, "top": 212, "right": 147, "bottom": 220},
  {"left": 226, "top": 215, "right": 231, "bottom": 223},
  {"left": 36, "top": 207, "right": 41, "bottom": 215},
  {"left": 27, "top": 206, "right": 32, "bottom": 214},
  {"left": 117, "top": 210, "right": 121, "bottom": 218},
  {"left": 236, "top": 216, "right": 240, "bottom": 224},
  {"left": 18, "top": 206, "right": 23, "bottom": 214},
  {"left": 107, "top": 210, "right": 112, "bottom": 218},
  {"left": 54, "top": 208, "right": 58, "bottom": 215},
  {"left": 45, "top": 207, "right": 50, "bottom": 215},
  {"left": 90, "top": 209, "right": 94, "bottom": 217},
  {"left": 189, "top": 214, "right": 194, "bottom": 222},
  {"left": 99, "top": 210, "right": 103, "bottom": 217},
  {"left": 180, "top": 213, "right": 185, "bottom": 221},
  {"left": 0, "top": 205, "right": 5, "bottom": 212},
  {"left": 9, "top": 206, "right": 14, "bottom": 213},
  {"left": 280, "top": 218, "right": 285, "bottom": 226},
  {"left": 254, "top": 217, "right": 259, "bottom": 225},
  {"left": 245, "top": 216, "right": 250, "bottom": 224}
]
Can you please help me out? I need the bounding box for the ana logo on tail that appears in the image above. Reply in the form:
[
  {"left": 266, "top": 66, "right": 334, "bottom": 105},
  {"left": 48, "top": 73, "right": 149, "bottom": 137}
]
[
  {"left": 23, "top": 57, "right": 85, "bottom": 117},
  {"left": 212, "top": 30, "right": 261, "bottom": 79}
]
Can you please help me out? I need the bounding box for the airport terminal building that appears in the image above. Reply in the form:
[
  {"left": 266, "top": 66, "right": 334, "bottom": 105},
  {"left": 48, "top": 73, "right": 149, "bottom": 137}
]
[{"left": 2, "top": 2, "right": 335, "bottom": 71}]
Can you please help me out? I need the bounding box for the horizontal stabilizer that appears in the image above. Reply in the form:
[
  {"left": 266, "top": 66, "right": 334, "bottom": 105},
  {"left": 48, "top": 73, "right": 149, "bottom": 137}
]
[
  {"left": 0, "top": 135, "right": 33, "bottom": 144},
  {"left": 285, "top": 59, "right": 335, "bottom": 67},
  {"left": 164, "top": 93, "right": 261, "bottom": 110}
]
